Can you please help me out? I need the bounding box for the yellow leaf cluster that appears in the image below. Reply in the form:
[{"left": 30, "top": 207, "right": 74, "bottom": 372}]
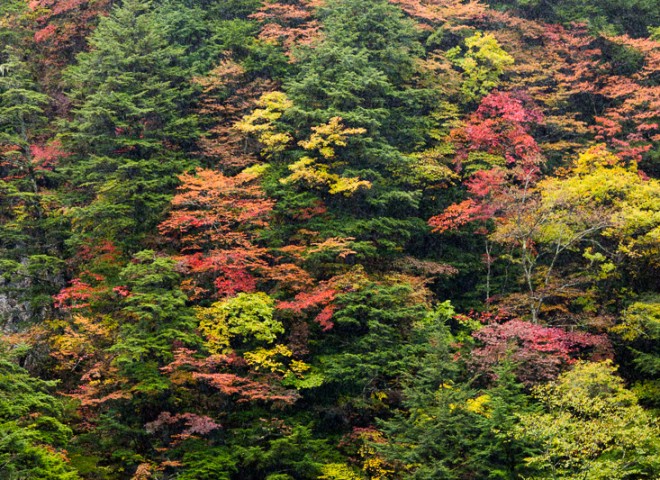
[
  {"left": 538, "top": 145, "right": 660, "bottom": 261},
  {"left": 235, "top": 91, "right": 293, "bottom": 157},
  {"left": 298, "top": 116, "right": 366, "bottom": 159},
  {"left": 282, "top": 157, "right": 371, "bottom": 197},
  {"left": 319, "top": 463, "right": 363, "bottom": 480},
  {"left": 282, "top": 117, "right": 371, "bottom": 196},
  {"left": 447, "top": 31, "right": 514, "bottom": 101},
  {"left": 244, "top": 344, "right": 292, "bottom": 373},
  {"left": 465, "top": 394, "right": 492, "bottom": 417},
  {"left": 196, "top": 292, "right": 282, "bottom": 354}
]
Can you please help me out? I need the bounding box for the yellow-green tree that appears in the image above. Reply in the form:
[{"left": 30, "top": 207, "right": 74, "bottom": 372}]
[
  {"left": 446, "top": 32, "right": 514, "bottom": 103},
  {"left": 517, "top": 361, "right": 660, "bottom": 479},
  {"left": 491, "top": 145, "right": 660, "bottom": 322}
]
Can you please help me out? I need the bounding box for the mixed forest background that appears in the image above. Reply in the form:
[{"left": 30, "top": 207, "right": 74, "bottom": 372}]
[{"left": 1, "top": 0, "right": 660, "bottom": 478}]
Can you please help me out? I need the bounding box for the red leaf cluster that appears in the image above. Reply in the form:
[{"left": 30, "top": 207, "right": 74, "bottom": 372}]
[
  {"left": 278, "top": 284, "right": 337, "bottom": 331},
  {"left": 455, "top": 91, "right": 544, "bottom": 177},
  {"left": 30, "top": 140, "right": 70, "bottom": 171},
  {"left": 429, "top": 91, "right": 545, "bottom": 233},
  {"left": 159, "top": 169, "right": 276, "bottom": 298},
  {"left": 53, "top": 278, "right": 97, "bottom": 310},
  {"left": 162, "top": 349, "right": 299, "bottom": 405},
  {"left": 29, "top": 0, "right": 111, "bottom": 87},
  {"left": 145, "top": 411, "right": 221, "bottom": 436},
  {"left": 471, "top": 320, "right": 612, "bottom": 386}
]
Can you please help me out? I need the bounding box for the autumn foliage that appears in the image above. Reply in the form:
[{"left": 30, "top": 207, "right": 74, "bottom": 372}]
[{"left": 1, "top": 0, "right": 659, "bottom": 478}]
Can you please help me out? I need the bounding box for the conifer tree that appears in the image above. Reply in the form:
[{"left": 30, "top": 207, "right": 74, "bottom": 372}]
[
  {"left": 62, "top": 0, "right": 199, "bottom": 247},
  {"left": 0, "top": 48, "right": 66, "bottom": 316},
  {"left": 279, "top": 0, "right": 437, "bottom": 259},
  {"left": 0, "top": 351, "right": 79, "bottom": 479},
  {"left": 0, "top": 49, "right": 49, "bottom": 260}
]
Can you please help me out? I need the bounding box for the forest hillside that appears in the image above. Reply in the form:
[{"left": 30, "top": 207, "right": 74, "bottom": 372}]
[{"left": 1, "top": 0, "right": 659, "bottom": 478}]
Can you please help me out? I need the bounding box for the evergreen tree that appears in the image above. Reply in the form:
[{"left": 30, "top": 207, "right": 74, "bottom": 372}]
[
  {"left": 62, "top": 0, "right": 199, "bottom": 247},
  {"left": 70, "top": 250, "right": 200, "bottom": 476},
  {"left": 611, "top": 296, "right": 660, "bottom": 412},
  {"left": 378, "top": 313, "right": 534, "bottom": 479},
  {"left": 0, "top": 48, "right": 66, "bottom": 317},
  {"left": 0, "top": 350, "right": 79, "bottom": 479},
  {"left": 277, "top": 0, "right": 437, "bottom": 260}
]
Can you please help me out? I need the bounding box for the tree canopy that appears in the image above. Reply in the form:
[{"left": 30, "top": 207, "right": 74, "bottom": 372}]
[{"left": 0, "top": 0, "right": 659, "bottom": 478}]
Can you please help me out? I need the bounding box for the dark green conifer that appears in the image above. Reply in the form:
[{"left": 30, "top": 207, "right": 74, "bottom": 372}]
[{"left": 62, "top": 0, "right": 199, "bottom": 247}]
